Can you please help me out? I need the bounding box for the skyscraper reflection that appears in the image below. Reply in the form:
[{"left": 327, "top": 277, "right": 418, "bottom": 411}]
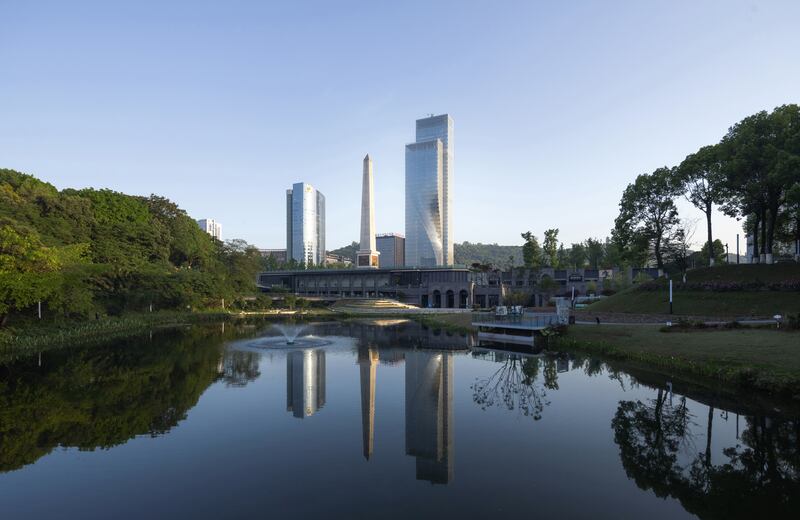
[
  {"left": 405, "top": 351, "right": 454, "bottom": 484},
  {"left": 286, "top": 349, "right": 326, "bottom": 418},
  {"left": 358, "top": 344, "right": 379, "bottom": 460}
]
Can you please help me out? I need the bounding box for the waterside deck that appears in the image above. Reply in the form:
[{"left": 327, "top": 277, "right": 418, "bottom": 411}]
[{"left": 471, "top": 312, "right": 562, "bottom": 346}]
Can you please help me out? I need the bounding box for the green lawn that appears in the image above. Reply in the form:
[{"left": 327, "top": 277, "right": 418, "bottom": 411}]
[
  {"left": 683, "top": 263, "right": 800, "bottom": 283},
  {"left": 588, "top": 264, "right": 800, "bottom": 318},
  {"left": 587, "top": 288, "right": 800, "bottom": 317},
  {"left": 562, "top": 324, "right": 800, "bottom": 398}
]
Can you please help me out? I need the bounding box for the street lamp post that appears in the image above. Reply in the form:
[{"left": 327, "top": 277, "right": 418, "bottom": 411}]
[{"left": 669, "top": 279, "right": 673, "bottom": 315}]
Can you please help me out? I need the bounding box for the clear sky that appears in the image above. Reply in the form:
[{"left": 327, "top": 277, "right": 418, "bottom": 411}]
[{"left": 2, "top": 1, "right": 798, "bottom": 253}]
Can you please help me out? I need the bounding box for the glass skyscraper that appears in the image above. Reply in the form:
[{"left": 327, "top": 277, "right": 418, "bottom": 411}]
[
  {"left": 286, "top": 182, "right": 325, "bottom": 266},
  {"left": 405, "top": 114, "right": 454, "bottom": 267}
]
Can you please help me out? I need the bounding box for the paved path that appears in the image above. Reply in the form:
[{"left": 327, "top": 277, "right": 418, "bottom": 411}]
[
  {"left": 572, "top": 310, "right": 778, "bottom": 325},
  {"left": 574, "top": 319, "right": 777, "bottom": 326}
]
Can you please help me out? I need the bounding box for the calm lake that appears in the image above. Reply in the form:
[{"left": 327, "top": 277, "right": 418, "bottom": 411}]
[{"left": 0, "top": 319, "right": 797, "bottom": 519}]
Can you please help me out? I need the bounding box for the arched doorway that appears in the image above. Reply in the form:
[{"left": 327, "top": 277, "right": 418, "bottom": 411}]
[
  {"left": 446, "top": 290, "right": 454, "bottom": 308},
  {"left": 459, "top": 290, "right": 468, "bottom": 308},
  {"left": 433, "top": 290, "right": 442, "bottom": 308}
]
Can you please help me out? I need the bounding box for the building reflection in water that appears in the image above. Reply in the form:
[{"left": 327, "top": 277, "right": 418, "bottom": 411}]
[
  {"left": 405, "top": 351, "right": 454, "bottom": 484},
  {"left": 218, "top": 350, "right": 261, "bottom": 387},
  {"left": 286, "top": 349, "right": 326, "bottom": 418},
  {"left": 358, "top": 344, "right": 379, "bottom": 460}
]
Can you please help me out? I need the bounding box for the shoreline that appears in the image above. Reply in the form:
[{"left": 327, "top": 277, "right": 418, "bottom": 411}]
[
  {"left": 554, "top": 333, "right": 800, "bottom": 402},
  {"left": 0, "top": 311, "right": 232, "bottom": 358},
  {"left": 412, "top": 313, "right": 800, "bottom": 402},
  {"left": 6, "top": 309, "right": 799, "bottom": 402}
]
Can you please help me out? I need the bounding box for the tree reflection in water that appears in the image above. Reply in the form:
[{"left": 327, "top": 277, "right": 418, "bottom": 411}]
[
  {"left": 0, "top": 327, "right": 224, "bottom": 473},
  {"left": 613, "top": 391, "right": 800, "bottom": 518},
  {"left": 471, "top": 354, "right": 552, "bottom": 420}
]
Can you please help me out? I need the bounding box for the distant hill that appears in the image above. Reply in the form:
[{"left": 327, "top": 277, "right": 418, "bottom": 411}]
[
  {"left": 454, "top": 242, "right": 522, "bottom": 268},
  {"left": 328, "top": 241, "right": 359, "bottom": 262},
  {"left": 329, "top": 240, "right": 522, "bottom": 268}
]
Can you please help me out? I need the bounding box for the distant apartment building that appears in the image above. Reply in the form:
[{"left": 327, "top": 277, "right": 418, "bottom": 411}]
[
  {"left": 259, "top": 249, "right": 287, "bottom": 263},
  {"left": 376, "top": 233, "right": 405, "bottom": 268},
  {"left": 197, "top": 219, "right": 222, "bottom": 241},
  {"left": 286, "top": 182, "right": 326, "bottom": 266},
  {"left": 325, "top": 253, "right": 353, "bottom": 266},
  {"left": 405, "top": 114, "right": 454, "bottom": 267}
]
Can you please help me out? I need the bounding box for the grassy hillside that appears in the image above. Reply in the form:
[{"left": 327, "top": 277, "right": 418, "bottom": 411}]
[{"left": 587, "top": 264, "right": 800, "bottom": 317}]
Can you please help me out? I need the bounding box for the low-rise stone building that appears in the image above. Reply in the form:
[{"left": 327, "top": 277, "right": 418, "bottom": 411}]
[{"left": 256, "top": 266, "right": 660, "bottom": 309}]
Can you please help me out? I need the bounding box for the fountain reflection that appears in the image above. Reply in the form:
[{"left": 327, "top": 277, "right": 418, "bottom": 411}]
[{"left": 286, "top": 349, "right": 326, "bottom": 418}]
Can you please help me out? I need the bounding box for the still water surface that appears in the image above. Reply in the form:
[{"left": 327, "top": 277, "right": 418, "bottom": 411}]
[{"left": 0, "top": 319, "right": 798, "bottom": 519}]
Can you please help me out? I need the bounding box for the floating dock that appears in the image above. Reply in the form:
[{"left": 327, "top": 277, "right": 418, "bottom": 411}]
[{"left": 471, "top": 312, "right": 562, "bottom": 346}]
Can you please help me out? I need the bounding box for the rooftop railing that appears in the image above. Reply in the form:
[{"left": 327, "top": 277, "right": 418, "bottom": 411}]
[{"left": 471, "top": 312, "right": 560, "bottom": 329}]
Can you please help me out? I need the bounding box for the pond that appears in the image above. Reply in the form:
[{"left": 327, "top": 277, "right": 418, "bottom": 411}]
[{"left": 0, "top": 319, "right": 797, "bottom": 519}]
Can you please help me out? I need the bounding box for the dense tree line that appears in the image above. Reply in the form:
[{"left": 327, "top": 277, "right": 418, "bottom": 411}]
[
  {"left": 514, "top": 105, "right": 799, "bottom": 275},
  {"left": 0, "top": 169, "right": 265, "bottom": 326},
  {"left": 615, "top": 104, "right": 800, "bottom": 269}
]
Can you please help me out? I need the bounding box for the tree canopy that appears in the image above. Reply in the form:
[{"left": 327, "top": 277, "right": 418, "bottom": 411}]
[{"left": 0, "top": 169, "right": 266, "bottom": 326}]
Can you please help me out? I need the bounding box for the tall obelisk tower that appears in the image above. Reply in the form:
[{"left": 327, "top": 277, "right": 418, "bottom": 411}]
[{"left": 357, "top": 154, "right": 380, "bottom": 268}]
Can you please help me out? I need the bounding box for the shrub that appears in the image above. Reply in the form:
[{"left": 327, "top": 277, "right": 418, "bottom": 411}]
[{"left": 786, "top": 314, "right": 800, "bottom": 330}]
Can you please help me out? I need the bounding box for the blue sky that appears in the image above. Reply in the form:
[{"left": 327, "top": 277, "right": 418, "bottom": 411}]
[{"left": 2, "top": 1, "right": 798, "bottom": 252}]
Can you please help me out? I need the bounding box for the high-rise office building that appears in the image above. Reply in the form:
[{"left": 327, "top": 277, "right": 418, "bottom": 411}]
[
  {"left": 197, "top": 218, "right": 222, "bottom": 241},
  {"left": 376, "top": 233, "right": 405, "bottom": 268},
  {"left": 405, "top": 114, "right": 454, "bottom": 267},
  {"left": 286, "top": 182, "right": 326, "bottom": 266},
  {"left": 286, "top": 349, "right": 326, "bottom": 418}
]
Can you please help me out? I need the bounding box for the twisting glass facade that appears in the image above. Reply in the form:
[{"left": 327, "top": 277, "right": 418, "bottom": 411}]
[
  {"left": 286, "top": 182, "right": 325, "bottom": 266},
  {"left": 405, "top": 114, "right": 454, "bottom": 266},
  {"left": 405, "top": 140, "right": 443, "bottom": 267}
]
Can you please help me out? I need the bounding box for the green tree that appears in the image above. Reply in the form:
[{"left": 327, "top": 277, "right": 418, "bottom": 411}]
[
  {"left": 785, "top": 183, "right": 800, "bottom": 260},
  {"left": 666, "top": 225, "right": 693, "bottom": 282},
  {"left": 698, "top": 239, "right": 725, "bottom": 266},
  {"left": 542, "top": 229, "right": 560, "bottom": 267},
  {"left": 615, "top": 168, "right": 680, "bottom": 269},
  {"left": 675, "top": 145, "right": 725, "bottom": 266},
  {"left": 557, "top": 244, "right": 567, "bottom": 267},
  {"left": 719, "top": 105, "right": 800, "bottom": 263},
  {"left": 585, "top": 238, "right": 604, "bottom": 269},
  {"left": 568, "top": 242, "right": 586, "bottom": 269},
  {"left": 0, "top": 226, "right": 60, "bottom": 326},
  {"left": 520, "top": 232, "right": 542, "bottom": 269}
]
